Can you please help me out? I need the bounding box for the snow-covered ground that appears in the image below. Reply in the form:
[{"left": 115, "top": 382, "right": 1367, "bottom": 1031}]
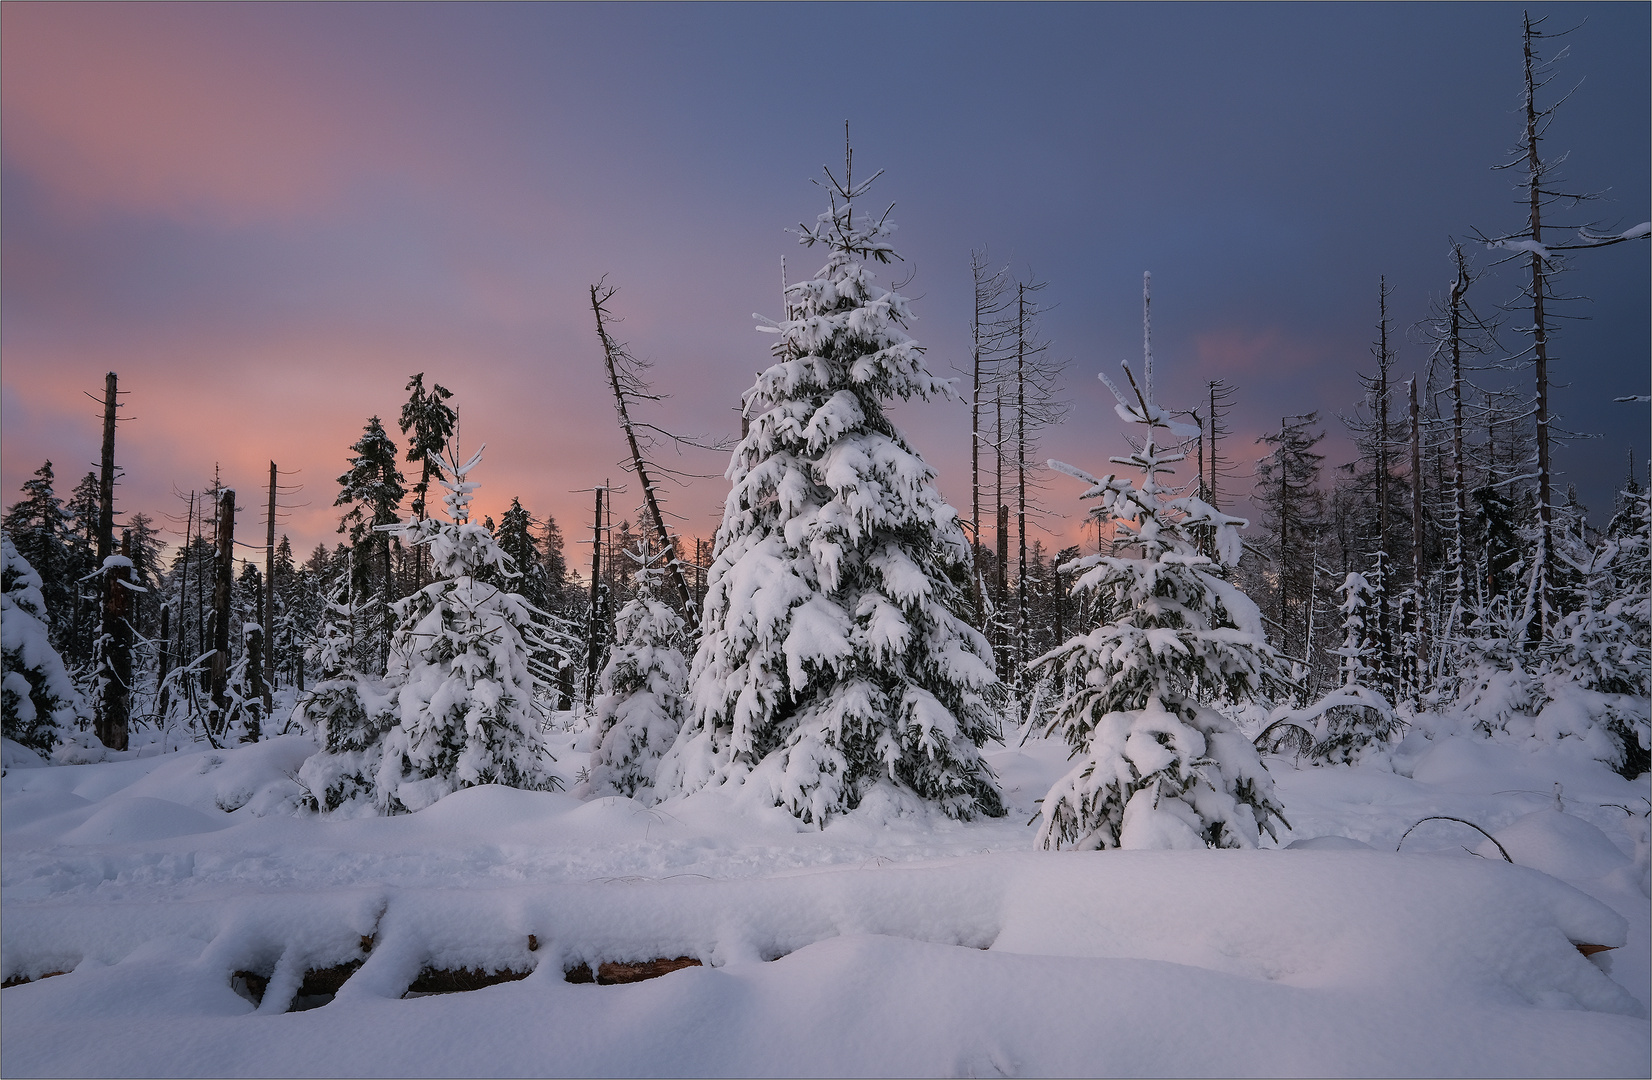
[{"left": 2, "top": 716, "right": 1648, "bottom": 1078}]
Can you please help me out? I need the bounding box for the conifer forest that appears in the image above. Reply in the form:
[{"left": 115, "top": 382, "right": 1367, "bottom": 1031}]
[{"left": 2, "top": 6, "right": 1647, "bottom": 1077}]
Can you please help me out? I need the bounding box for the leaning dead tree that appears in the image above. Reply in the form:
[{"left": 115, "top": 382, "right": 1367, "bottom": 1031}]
[{"left": 589, "top": 281, "right": 704, "bottom": 635}]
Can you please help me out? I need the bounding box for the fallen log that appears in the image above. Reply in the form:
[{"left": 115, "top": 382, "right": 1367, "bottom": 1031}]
[
  {"left": 405, "top": 965, "right": 532, "bottom": 995},
  {"left": 565, "top": 956, "right": 702, "bottom": 985},
  {"left": 2, "top": 970, "right": 67, "bottom": 989}
]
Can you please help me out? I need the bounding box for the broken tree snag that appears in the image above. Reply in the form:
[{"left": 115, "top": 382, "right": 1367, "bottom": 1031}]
[
  {"left": 564, "top": 956, "right": 702, "bottom": 985},
  {"left": 405, "top": 966, "right": 533, "bottom": 995},
  {"left": 1575, "top": 943, "right": 1617, "bottom": 957}
]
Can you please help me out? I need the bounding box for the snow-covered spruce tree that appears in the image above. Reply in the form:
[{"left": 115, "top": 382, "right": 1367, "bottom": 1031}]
[
  {"left": 372, "top": 445, "right": 561, "bottom": 813},
  {"left": 1290, "top": 573, "right": 1401, "bottom": 764},
  {"left": 293, "top": 578, "right": 393, "bottom": 811},
  {"left": 2, "top": 533, "right": 90, "bottom": 755},
  {"left": 1539, "top": 480, "right": 1650, "bottom": 777},
  {"left": 334, "top": 415, "right": 406, "bottom": 671},
  {"left": 658, "top": 148, "right": 1004, "bottom": 824},
  {"left": 1315, "top": 572, "right": 1402, "bottom": 762},
  {"left": 2, "top": 463, "right": 75, "bottom": 649},
  {"left": 587, "top": 546, "right": 689, "bottom": 801},
  {"left": 1026, "top": 331, "right": 1290, "bottom": 850},
  {"left": 1258, "top": 572, "right": 1401, "bottom": 765}
]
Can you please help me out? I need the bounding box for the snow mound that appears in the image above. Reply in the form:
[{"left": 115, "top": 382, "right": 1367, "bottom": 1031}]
[
  {"left": 1286, "top": 834, "right": 1374, "bottom": 850},
  {"left": 409, "top": 783, "right": 585, "bottom": 831},
  {"left": 61, "top": 797, "right": 231, "bottom": 845},
  {"left": 1, "top": 789, "right": 92, "bottom": 833},
  {"left": 1, "top": 737, "right": 48, "bottom": 772},
  {"left": 1480, "top": 810, "right": 1633, "bottom": 881}
]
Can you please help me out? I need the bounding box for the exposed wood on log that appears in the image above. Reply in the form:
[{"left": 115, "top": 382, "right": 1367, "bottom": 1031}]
[
  {"left": 2, "top": 970, "right": 68, "bottom": 988},
  {"left": 564, "top": 956, "right": 702, "bottom": 985},
  {"left": 405, "top": 965, "right": 532, "bottom": 995}
]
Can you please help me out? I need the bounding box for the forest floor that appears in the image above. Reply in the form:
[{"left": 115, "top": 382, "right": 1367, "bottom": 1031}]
[{"left": 2, "top": 704, "right": 1648, "bottom": 1078}]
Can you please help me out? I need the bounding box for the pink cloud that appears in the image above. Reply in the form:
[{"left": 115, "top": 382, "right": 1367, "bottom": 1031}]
[{"left": 0, "top": 5, "right": 540, "bottom": 229}]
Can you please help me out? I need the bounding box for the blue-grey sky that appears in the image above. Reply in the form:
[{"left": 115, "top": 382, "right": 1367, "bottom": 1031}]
[{"left": 3, "top": 2, "right": 1646, "bottom": 558}]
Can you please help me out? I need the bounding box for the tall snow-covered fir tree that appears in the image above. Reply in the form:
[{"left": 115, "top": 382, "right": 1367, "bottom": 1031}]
[
  {"left": 2, "top": 532, "right": 90, "bottom": 755},
  {"left": 335, "top": 415, "right": 406, "bottom": 670},
  {"left": 372, "top": 444, "right": 562, "bottom": 813},
  {"left": 1026, "top": 275, "right": 1290, "bottom": 850},
  {"left": 2, "top": 463, "right": 75, "bottom": 647},
  {"left": 587, "top": 546, "right": 690, "bottom": 802},
  {"left": 658, "top": 144, "right": 1004, "bottom": 825}
]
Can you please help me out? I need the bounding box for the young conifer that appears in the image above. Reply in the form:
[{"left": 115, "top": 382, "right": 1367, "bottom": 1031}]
[
  {"left": 1027, "top": 275, "right": 1289, "bottom": 850},
  {"left": 659, "top": 141, "right": 1004, "bottom": 824},
  {"left": 373, "top": 444, "right": 561, "bottom": 812},
  {"left": 587, "top": 545, "right": 690, "bottom": 801},
  {"left": 1311, "top": 573, "right": 1402, "bottom": 763}
]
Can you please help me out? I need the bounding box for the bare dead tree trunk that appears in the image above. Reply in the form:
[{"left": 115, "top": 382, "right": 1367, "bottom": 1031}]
[
  {"left": 98, "top": 373, "right": 117, "bottom": 564},
  {"left": 195, "top": 491, "right": 208, "bottom": 681},
  {"left": 1522, "top": 13, "right": 1555, "bottom": 642},
  {"left": 94, "top": 373, "right": 131, "bottom": 750},
  {"left": 970, "top": 279, "right": 985, "bottom": 627},
  {"left": 1409, "top": 375, "right": 1427, "bottom": 696},
  {"left": 1208, "top": 382, "right": 1219, "bottom": 509},
  {"left": 156, "top": 601, "right": 173, "bottom": 720},
  {"left": 1374, "top": 280, "right": 1394, "bottom": 693},
  {"left": 264, "top": 461, "right": 276, "bottom": 709},
  {"left": 1015, "top": 283, "right": 1028, "bottom": 699},
  {"left": 968, "top": 249, "right": 1012, "bottom": 631},
  {"left": 245, "top": 621, "right": 265, "bottom": 739},
  {"left": 96, "top": 532, "right": 133, "bottom": 750},
  {"left": 1410, "top": 378, "right": 1424, "bottom": 589},
  {"left": 1447, "top": 248, "right": 1470, "bottom": 634},
  {"left": 590, "top": 285, "right": 699, "bottom": 633},
  {"left": 1205, "top": 380, "right": 1237, "bottom": 521},
  {"left": 210, "top": 487, "right": 235, "bottom": 734},
  {"left": 585, "top": 485, "right": 605, "bottom": 709},
  {"left": 995, "top": 385, "right": 1007, "bottom": 599}
]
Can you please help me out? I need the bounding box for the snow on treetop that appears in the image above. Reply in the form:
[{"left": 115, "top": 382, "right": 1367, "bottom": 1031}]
[
  {"left": 795, "top": 134, "right": 898, "bottom": 265},
  {"left": 430, "top": 442, "right": 485, "bottom": 525}
]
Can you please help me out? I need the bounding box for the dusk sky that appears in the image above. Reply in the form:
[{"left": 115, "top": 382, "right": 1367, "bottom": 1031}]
[{"left": 3, "top": 2, "right": 1647, "bottom": 567}]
